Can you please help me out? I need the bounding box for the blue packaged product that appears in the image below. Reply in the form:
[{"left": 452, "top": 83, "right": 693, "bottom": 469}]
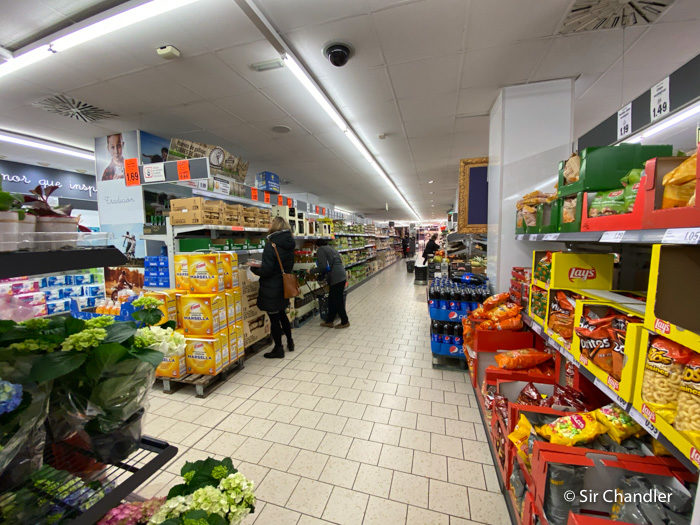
[
  {"left": 41, "top": 275, "right": 69, "bottom": 287},
  {"left": 44, "top": 289, "right": 63, "bottom": 301},
  {"left": 83, "top": 285, "right": 102, "bottom": 297},
  {"left": 158, "top": 256, "right": 168, "bottom": 267},
  {"left": 72, "top": 273, "right": 94, "bottom": 285},
  {"left": 46, "top": 300, "right": 69, "bottom": 315},
  {"left": 62, "top": 286, "right": 84, "bottom": 298}
]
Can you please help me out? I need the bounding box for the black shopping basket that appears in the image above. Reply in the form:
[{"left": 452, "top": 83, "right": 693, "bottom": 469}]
[{"left": 303, "top": 280, "right": 345, "bottom": 322}]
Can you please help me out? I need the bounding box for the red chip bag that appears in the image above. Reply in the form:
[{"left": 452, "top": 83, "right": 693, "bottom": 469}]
[
  {"left": 575, "top": 323, "right": 615, "bottom": 377},
  {"left": 494, "top": 348, "right": 553, "bottom": 370},
  {"left": 516, "top": 382, "right": 543, "bottom": 406}
]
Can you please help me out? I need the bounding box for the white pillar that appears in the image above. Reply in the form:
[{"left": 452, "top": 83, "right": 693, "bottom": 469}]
[{"left": 487, "top": 79, "right": 574, "bottom": 290}]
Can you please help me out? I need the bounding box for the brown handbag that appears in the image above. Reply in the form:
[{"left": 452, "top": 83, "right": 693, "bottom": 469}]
[{"left": 271, "top": 242, "right": 300, "bottom": 298}]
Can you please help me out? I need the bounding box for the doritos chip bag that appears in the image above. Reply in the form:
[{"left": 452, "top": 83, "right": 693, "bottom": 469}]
[
  {"left": 536, "top": 412, "right": 606, "bottom": 446},
  {"left": 595, "top": 404, "right": 641, "bottom": 444}
]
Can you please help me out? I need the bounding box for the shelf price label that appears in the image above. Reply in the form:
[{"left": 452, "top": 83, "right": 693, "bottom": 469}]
[
  {"left": 600, "top": 230, "right": 626, "bottom": 243},
  {"left": 515, "top": 234, "right": 524, "bottom": 240},
  {"left": 277, "top": 194, "right": 284, "bottom": 206},
  {"left": 617, "top": 103, "right": 632, "bottom": 140},
  {"left": 251, "top": 188, "right": 258, "bottom": 201},
  {"left": 287, "top": 198, "right": 293, "bottom": 208},
  {"left": 542, "top": 233, "right": 559, "bottom": 241},
  {"left": 176, "top": 160, "right": 191, "bottom": 181},
  {"left": 264, "top": 191, "right": 270, "bottom": 204},
  {"left": 143, "top": 162, "right": 165, "bottom": 183},
  {"left": 650, "top": 77, "right": 670, "bottom": 122},
  {"left": 124, "top": 158, "right": 140, "bottom": 186},
  {"left": 662, "top": 228, "right": 700, "bottom": 244}
]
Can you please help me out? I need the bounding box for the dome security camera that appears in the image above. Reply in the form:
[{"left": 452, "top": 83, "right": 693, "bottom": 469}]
[{"left": 324, "top": 43, "right": 352, "bottom": 67}]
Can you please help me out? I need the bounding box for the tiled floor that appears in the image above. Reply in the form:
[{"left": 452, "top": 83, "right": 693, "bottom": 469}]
[{"left": 139, "top": 262, "right": 510, "bottom": 525}]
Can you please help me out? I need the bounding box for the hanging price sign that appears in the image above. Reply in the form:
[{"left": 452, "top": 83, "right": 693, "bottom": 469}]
[
  {"left": 264, "top": 191, "right": 270, "bottom": 204},
  {"left": 278, "top": 194, "right": 284, "bottom": 206},
  {"left": 176, "top": 160, "right": 191, "bottom": 181},
  {"left": 617, "top": 103, "right": 632, "bottom": 140},
  {"left": 650, "top": 77, "right": 670, "bottom": 122},
  {"left": 124, "top": 158, "right": 140, "bottom": 186},
  {"left": 251, "top": 188, "right": 258, "bottom": 201},
  {"left": 287, "top": 198, "right": 293, "bottom": 208}
]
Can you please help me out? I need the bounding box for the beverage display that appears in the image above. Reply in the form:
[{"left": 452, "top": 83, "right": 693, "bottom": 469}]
[{"left": 428, "top": 278, "right": 489, "bottom": 313}]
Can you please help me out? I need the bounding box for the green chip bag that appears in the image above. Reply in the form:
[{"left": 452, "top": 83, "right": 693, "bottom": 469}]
[
  {"left": 620, "top": 169, "right": 643, "bottom": 213},
  {"left": 589, "top": 188, "right": 625, "bottom": 217}
]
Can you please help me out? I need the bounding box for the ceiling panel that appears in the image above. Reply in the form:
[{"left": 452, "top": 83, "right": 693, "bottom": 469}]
[
  {"left": 257, "top": 0, "right": 370, "bottom": 32},
  {"left": 398, "top": 91, "right": 458, "bottom": 121},
  {"left": 215, "top": 39, "right": 290, "bottom": 88},
  {"left": 168, "top": 101, "right": 239, "bottom": 130},
  {"left": 465, "top": 0, "right": 568, "bottom": 51},
  {"left": 372, "top": 0, "right": 469, "bottom": 64},
  {"left": 403, "top": 117, "right": 455, "bottom": 139},
  {"left": 214, "top": 90, "right": 288, "bottom": 124},
  {"left": 455, "top": 87, "right": 499, "bottom": 116},
  {"left": 388, "top": 54, "right": 461, "bottom": 99}
]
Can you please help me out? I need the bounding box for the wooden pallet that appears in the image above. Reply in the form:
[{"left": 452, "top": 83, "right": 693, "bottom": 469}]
[{"left": 159, "top": 357, "right": 245, "bottom": 398}]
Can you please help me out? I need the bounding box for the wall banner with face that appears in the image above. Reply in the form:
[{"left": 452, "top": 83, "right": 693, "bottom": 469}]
[{"left": 94, "top": 131, "right": 145, "bottom": 258}]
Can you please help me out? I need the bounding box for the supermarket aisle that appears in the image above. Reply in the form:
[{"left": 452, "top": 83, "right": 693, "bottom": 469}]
[{"left": 141, "top": 262, "right": 509, "bottom": 525}]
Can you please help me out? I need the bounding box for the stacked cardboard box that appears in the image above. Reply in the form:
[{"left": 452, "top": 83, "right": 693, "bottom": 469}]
[
  {"left": 170, "top": 197, "right": 225, "bottom": 225},
  {"left": 237, "top": 266, "right": 271, "bottom": 346}
]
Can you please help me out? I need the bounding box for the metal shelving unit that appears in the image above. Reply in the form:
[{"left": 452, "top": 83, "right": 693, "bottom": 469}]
[
  {"left": 515, "top": 227, "right": 700, "bottom": 244},
  {"left": 0, "top": 246, "right": 127, "bottom": 280}
]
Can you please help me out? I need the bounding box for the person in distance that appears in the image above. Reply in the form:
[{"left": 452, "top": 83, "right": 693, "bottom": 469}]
[
  {"left": 310, "top": 238, "right": 349, "bottom": 329},
  {"left": 250, "top": 217, "right": 295, "bottom": 358},
  {"left": 422, "top": 233, "right": 440, "bottom": 264}
]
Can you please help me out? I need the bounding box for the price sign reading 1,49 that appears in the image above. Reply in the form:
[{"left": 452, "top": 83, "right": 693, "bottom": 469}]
[{"left": 650, "top": 76, "right": 670, "bottom": 122}]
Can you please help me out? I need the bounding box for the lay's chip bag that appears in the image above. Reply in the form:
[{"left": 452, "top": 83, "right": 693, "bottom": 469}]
[{"left": 188, "top": 253, "right": 224, "bottom": 293}]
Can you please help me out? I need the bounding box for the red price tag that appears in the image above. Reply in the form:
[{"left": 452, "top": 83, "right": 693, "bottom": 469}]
[
  {"left": 315, "top": 206, "right": 320, "bottom": 214},
  {"left": 287, "top": 198, "right": 292, "bottom": 208},
  {"left": 177, "top": 160, "right": 191, "bottom": 181},
  {"left": 277, "top": 194, "right": 284, "bottom": 206},
  {"left": 322, "top": 207, "right": 326, "bottom": 216},
  {"left": 231, "top": 226, "right": 244, "bottom": 231},
  {"left": 124, "top": 158, "right": 140, "bottom": 186},
  {"left": 264, "top": 191, "right": 270, "bottom": 204},
  {"left": 251, "top": 188, "right": 258, "bottom": 201}
]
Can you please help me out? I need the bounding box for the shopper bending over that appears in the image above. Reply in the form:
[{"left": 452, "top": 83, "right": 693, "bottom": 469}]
[
  {"left": 422, "top": 234, "right": 439, "bottom": 265},
  {"left": 250, "top": 217, "right": 295, "bottom": 358},
  {"left": 401, "top": 234, "right": 409, "bottom": 258},
  {"left": 311, "top": 239, "right": 349, "bottom": 329}
]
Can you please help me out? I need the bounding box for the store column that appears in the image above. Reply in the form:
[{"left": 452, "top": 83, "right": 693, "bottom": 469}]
[{"left": 486, "top": 79, "right": 573, "bottom": 290}]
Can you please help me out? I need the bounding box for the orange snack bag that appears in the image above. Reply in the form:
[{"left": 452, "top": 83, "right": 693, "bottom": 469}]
[
  {"left": 482, "top": 292, "right": 510, "bottom": 311},
  {"left": 487, "top": 303, "right": 522, "bottom": 322},
  {"left": 494, "top": 315, "right": 523, "bottom": 331},
  {"left": 494, "top": 348, "right": 553, "bottom": 370}
]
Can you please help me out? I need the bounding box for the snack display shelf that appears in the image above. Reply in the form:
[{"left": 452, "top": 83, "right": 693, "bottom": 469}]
[
  {"left": 515, "top": 227, "right": 700, "bottom": 245},
  {"left": 334, "top": 233, "right": 372, "bottom": 237},
  {"left": 0, "top": 246, "right": 127, "bottom": 279},
  {"left": 338, "top": 246, "right": 368, "bottom": 253},
  {"left": 192, "top": 188, "right": 272, "bottom": 209},
  {"left": 297, "top": 235, "right": 334, "bottom": 240},
  {"left": 522, "top": 312, "right": 698, "bottom": 473},
  {"left": 345, "top": 259, "right": 370, "bottom": 269}
]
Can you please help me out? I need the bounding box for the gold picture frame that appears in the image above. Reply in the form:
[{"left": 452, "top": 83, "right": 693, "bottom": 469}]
[{"left": 458, "top": 156, "right": 488, "bottom": 233}]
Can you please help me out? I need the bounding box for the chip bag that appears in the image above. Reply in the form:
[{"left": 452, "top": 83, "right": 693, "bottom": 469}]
[
  {"left": 542, "top": 384, "right": 588, "bottom": 412},
  {"left": 548, "top": 291, "right": 579, "bottom": 340},
  {"left": 595, "top": 404, "right": 642, "bottom": 444},
  {"left": 620, "top": 168, "right": 643, "bottom": 213},
  {"left": 563, "top": 153, "right": 580, "bottom": 184},
  {"left": 536, "top": 412, "right": 606, "bottom": 446},
  {"left": 494, "top": 315, "right": 523, "bottom": 331},
  {"left": 662, "top": 153, "right": 697, "bottom": 209},
  {"left": 516, "top": 382, "right": 544, "bottom": 406},
  {"left": 482, "top": 292, "right": 510, "bottom": 311},
  {"left": 641, "top": 336, "right": 694, "bottom": 423},
  {"left": 508, "top": 414, "right": 534, "bottom": 464},
  {"left": 562, "top": 196, "right": 577, "bottom": 223},
  {"left": 487, "top": 302, "right": 522, "bottom": 322},
  {"left": 494, "top": 349, "right": 552, "bottom": 370},
  {"left": 673, "top": 354, "right": 700, "bottom": 450},
  {"left": 589, "top": 188, "right": 626, "bottom": 217},
  {"left": 534, "top": 252, "right": 552, "bottom": 283}
]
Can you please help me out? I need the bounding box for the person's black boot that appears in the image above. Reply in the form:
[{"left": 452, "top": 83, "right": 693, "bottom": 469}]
[
  {"left": 287, "top": 339, "right": 295, "bottom": 352},
  {"left": 264, "top": 346, "right": 285, "bottom": 359}
]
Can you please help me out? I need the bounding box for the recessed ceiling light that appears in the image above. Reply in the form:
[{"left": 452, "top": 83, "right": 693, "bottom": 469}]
[
  {"left": 37, "top": 161, "right": 50, "bottom": 166},
  {"left": 431, "top": 204, "right": 435, "bottom": 207},
  {"left": 427, "top": 180, "right": 434, "bottom": 184},
  {"left": 429, "top": 191, "right": 434, "bottom": 194},
  {"left": 75, "top": 169, "right": 87, "bottom": 173},
  {"left": 271, "top": 125, "right": 291, "bottom": 134},
  {"left": 250, "top": 58, "right": 284, "bottom": 71}
]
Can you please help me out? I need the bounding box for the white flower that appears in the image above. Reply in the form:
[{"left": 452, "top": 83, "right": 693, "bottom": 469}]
[
  {"left": 135, "top": 325, "right": 186, "bottom": 356},
  {"left": 148, "top": 495, "right": 192, "bottom": 524}
]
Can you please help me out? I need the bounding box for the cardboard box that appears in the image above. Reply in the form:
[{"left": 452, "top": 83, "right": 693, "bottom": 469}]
[
  {"left": 171, "top": 209, "right": 205, "bottom": 225},
  {"left": 218, "top": 330, "right": 230, "bottom": 366},
  {"left": 181, "top": 293, "right": 225, "bottom": 335},
  {"left": 238, "top": 267, "right": 260, "bottom": 294},
  {"left": 244, "top": 313, "right": 270, "bottom": 347},
  {"left": 156, "top": 352, "right": 187, "bottom": 378},
  {"left": 256, "top": 171, "right": 280, "bottom": 193},
  {"left": 144, "top": 289, "right": 177, "bottom": 325},
  {"left": 185, "top": 334, "right": 224, "bottom": 375},
  {"left": 174, "top": 254, "right": 189, "bottom": 290},
  {"left": 188, "top": 254, "right": 224, "bottom": 293}
]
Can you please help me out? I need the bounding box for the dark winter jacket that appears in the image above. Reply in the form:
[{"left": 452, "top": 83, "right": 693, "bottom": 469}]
[
  {"left": 311, "top": 245, "right": 346, "bottom": 286},
  {"left": 250, "top": 229, "right": 295, "bottom": 312},
  {"left": 422, "top": 238, "right": 439, "bottom": 260}
]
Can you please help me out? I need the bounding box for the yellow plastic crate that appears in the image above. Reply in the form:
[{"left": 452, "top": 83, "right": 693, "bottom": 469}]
[
  {"left": 644, "top": 244, "right": 700, "bottom": 352},
  {"left": 631, "top": 327, "right": 700, "bottom": 467}
]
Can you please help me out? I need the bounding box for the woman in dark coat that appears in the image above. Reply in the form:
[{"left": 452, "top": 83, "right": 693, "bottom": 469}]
[
  {"left": 250, "top": 217, "right": 296, "bottom": 358},
  {"left": 422, "top": 233, "right": 439, "bottom": 265}
]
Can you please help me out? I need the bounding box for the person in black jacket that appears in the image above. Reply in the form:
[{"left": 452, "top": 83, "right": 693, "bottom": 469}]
[
  {"left": 422, "top": 233, "right": 439, "bottom": 264},
  {"left": 249, "top": 217, "right": 296, "bottom": 359},
  {"left": 401, "top": 234, "right": 409, "bottom": 258},
  {"left": 310, "top": 239, "right": 349, "bottom": 328}
]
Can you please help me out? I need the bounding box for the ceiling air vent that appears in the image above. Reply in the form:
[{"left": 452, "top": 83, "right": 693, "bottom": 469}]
[
  {"left": 33, "top": 95, "right": 118, "bottom": 122},
  {"left": 560, "top": 0, "right": 674, "bottom": 34}
]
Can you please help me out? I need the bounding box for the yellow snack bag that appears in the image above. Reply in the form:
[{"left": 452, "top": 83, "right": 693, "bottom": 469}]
[
  {"left": 185, "top": 336, "right": 223, "bottom": 375},
  {"left": 536, "top": 412, "right": 606, "bottom": 446},
  {"left": 594, "top": 404, "right": 641, "bottom": 444},
  {"left": 651, "top": 439, "right": 672, "bottom": 456},
  {"left": 174, "top": 254, "right": 189, "bottom": 290},
  {"left": 188, "top": 254, "right": 224, "bottom": 293},
  {"left": 508, "top": 414, "right": 533, "bottom": 465},
  {"left": 181, "top": 294, "right": 223, "bottom": 335},
  {"left": 673, "top": 354, "right": 700, "bottom": 450}
]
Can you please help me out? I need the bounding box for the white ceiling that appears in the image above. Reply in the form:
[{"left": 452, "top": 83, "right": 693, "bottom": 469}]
[{"left": 0, "top": 0, "right": 698, "bottom": 220}]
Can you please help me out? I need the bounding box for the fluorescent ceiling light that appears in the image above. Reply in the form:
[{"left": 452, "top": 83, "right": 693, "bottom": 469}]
[
  {"left": 281, "top": 52, "right": 421, "bottom": 222},
  {"left": 282, "top": 55, "right": 347, "bottom": 132},
  {"left": 0, "top": 0, "right": 199, "bottom": 79},
  {"left": 334, "top": 207, "right": 353, "bottom": 215},
  {"left": 622, "top": 100, "right": 700, "bottom": 144},
  {"left": 428, "top": 180, "right": 434, "bottom": 184},
  {"left": 0, "top": 133, "right": 95, "bottom": 160}
]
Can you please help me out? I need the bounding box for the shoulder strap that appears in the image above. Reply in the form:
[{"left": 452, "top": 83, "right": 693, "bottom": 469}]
[{"left": 270, "top": 242, "right": 285, "bottom": 273}]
